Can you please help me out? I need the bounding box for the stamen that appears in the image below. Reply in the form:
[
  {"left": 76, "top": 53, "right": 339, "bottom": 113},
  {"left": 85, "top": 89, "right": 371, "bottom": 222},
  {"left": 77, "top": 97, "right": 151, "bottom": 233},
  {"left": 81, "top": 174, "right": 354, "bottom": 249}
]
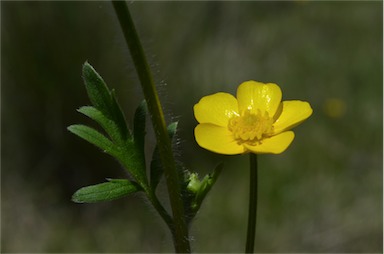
[{"left": 228, "top": 109, "right": 274, "bottom": 145}]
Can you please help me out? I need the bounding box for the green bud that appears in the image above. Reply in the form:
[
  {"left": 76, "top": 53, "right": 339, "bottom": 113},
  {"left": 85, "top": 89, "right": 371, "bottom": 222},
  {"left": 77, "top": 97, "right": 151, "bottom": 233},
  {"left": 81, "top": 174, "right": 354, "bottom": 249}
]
[{"left": 187, "top": 173, "right": 201, "bottom": 193}]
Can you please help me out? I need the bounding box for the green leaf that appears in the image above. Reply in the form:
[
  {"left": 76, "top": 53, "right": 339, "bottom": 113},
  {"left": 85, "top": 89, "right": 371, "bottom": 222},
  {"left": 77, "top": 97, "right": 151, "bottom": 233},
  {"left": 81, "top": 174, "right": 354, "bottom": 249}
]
[
  {"left": 150, "top": 122, "right": 178, "bottom": 190},
  {"left": 82, "top": 62, "right": 130, "bottom": 141},
  {"left": 82, "top": 62, "right": 114, "bottom": 117},
  {"left": 72, "top": 178, "right": 142, "bottom": 203},
  {"left": 116, "top": 140, "right": 148, "bottom": 189},
  {"left": 110, "top": 89, "right": 131, "bottom": 141},
  {"left": 67, "top": 124, "right": 117, "bottom": 156},
  {"left": 133, "top": 100, "right": 147, "bottom": 153},
  {"left": 77, "top": 106, "right": 122, "bottom": 143},
  {"left": 71, "top": 64, "right": 149, "bottom": 193}
]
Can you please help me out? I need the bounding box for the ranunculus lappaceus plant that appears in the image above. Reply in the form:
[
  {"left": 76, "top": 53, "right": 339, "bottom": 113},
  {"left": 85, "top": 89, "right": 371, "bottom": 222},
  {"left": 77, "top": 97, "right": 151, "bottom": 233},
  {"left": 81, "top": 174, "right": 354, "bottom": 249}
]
[
  {"left": 194, "top": 80, "right": 313, "bottom": 155},
  {"left": 69, "top": 1, "right": 313, "bottom": 253}
]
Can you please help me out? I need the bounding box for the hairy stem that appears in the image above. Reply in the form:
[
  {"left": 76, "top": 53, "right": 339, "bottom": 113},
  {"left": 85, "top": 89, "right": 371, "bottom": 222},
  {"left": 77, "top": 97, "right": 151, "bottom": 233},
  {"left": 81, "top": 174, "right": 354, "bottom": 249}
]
[
  {"left": 245, "top": 153, "right": 258, "bottom": 253},
  {"left": 111, "top": 2, "right": 190, "bottom": 253},
  {"left": 148, "top": 191, "right": 174, "bottom": 232}
]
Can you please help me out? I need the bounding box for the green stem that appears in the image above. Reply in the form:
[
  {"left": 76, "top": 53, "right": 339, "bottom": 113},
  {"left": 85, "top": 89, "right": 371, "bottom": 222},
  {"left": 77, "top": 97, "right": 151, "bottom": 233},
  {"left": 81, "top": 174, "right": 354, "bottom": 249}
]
[
  {"left": 111, "top": 2, "right": 190, "bottom": 253},
  {"left": 245, "top": 153, "right": 258, "bottom": 253},
  {"left": 148, "top": 191, "right": 174, "bottom": 232}
]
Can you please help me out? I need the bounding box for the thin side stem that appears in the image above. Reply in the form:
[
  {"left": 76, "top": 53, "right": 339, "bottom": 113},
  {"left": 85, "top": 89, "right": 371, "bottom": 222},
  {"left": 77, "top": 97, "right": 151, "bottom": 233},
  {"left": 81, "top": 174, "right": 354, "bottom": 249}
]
[
  {"left": 245, "top": 153, "right": 258, "bottom": 253},
  {"left": 111, "top": 2, "right": 190, "bottom": 253},
  {"left": 148, "top": 191, "right": 175, "bottom": 233}
]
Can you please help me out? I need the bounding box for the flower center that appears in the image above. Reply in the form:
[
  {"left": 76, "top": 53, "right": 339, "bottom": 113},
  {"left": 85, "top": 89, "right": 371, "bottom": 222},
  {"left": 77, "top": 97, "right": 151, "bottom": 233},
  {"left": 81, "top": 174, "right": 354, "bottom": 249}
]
[{"left": 228, "top": 109, "right": 274, "bottom": 145}]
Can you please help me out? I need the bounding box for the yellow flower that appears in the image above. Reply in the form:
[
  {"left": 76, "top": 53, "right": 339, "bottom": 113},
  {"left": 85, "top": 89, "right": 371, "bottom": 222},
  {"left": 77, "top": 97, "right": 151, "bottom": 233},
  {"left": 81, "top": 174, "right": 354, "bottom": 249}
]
[{"left": 193, "top": 81, "right": 313, "bottom": 155}]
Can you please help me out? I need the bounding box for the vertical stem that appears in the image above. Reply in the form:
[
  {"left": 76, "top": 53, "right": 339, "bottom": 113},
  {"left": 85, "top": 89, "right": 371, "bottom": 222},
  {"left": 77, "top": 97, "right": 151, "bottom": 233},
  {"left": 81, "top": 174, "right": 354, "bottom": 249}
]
[
  {"left": 111, "top": 2, "right": 190, "bottom": 253},
  {"left": 245, "top": 153, "right": 258, "bottom": 253}
]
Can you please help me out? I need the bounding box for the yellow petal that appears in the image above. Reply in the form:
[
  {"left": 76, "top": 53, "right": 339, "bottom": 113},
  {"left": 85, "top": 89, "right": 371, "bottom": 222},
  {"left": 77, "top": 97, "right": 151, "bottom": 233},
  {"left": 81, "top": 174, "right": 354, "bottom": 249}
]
[
  {"left": 273, "top": 100, "right": 313, "bottom": 134},
  {"left": 236, "top": 81, "right": 282, "bottom": 116},
  {"left": 194, "top": 124, "right": 246, "bottom": 155},
  {"left": 244, "top": 131, "right": 295, "bottom": 154},
  {"left": 194, "top": 92, "right": 239, "bottom": 127}
]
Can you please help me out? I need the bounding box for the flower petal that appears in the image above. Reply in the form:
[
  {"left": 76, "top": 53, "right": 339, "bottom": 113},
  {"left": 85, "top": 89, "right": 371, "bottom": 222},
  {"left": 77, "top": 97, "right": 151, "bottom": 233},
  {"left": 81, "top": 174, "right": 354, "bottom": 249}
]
[
  {"left": 237, "top": 81, "right": 282, "bottom": 116},
  {"left": 194, "top": 124, "right": 245, "bottom": 155},
  {"left": 194, "top": 92, "right": 239, "bottom": 127},
  {"left": 273, "top": 100, "right": 313, "bottom": 134},
  {"left": 244, "top": 131, "right": 295, "bottom": 154}
]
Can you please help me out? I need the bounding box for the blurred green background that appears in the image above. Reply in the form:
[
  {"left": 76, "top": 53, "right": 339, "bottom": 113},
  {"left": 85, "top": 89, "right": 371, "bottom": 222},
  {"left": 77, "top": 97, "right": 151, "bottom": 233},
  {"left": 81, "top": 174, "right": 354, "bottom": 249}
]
[{"left": 1, "top": 1, "right": 382, "bottom": 252}]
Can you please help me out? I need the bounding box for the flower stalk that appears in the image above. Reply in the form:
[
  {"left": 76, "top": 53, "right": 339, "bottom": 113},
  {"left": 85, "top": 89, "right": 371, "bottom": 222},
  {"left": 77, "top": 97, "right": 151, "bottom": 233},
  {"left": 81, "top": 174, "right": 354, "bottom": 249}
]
[
  {"left": 245, "top": 153, "right": 258, "bottom": 253},
  {"left": 111, "top": 1, "right": 190, "bottom": 252}
]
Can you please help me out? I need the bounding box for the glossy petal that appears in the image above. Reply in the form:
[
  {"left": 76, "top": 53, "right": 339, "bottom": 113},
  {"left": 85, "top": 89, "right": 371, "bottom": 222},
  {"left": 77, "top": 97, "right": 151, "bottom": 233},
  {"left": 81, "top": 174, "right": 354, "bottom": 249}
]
[
  {"left": 194, "top": 92, "right": 239, "bottom": 127},
  {"left": 273, "top": 101, "right": 313, "bottom": 134},
  {"left": 195, "top": 124, "right": 245, "bottom": 155},
  {"left": 237, "top": 81, "right": 282, "bottom": 116},
  {"left": 244, "top": 131, "right": 295, "bottom": 154}
]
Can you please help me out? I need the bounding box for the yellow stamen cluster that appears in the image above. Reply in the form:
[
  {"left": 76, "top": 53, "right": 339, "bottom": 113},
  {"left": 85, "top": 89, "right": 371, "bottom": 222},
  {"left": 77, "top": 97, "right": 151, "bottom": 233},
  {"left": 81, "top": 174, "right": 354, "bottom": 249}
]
[{"left": 228, "top": 109, "right": 274, "bottom": 145}]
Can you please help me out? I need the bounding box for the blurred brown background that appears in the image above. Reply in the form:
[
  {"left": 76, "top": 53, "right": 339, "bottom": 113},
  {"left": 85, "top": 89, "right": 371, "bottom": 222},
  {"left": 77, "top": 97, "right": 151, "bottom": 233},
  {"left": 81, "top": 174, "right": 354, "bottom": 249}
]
[{"left": 1, "top": 1, "right": 382, "bottom": 252}]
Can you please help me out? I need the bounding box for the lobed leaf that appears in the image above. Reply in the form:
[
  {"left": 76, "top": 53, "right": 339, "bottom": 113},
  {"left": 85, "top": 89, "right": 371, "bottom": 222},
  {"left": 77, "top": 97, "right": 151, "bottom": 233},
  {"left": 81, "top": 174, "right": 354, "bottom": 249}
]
[
  {"left": 71, "top": 63, "right": 149, "bottom": 193},
  {"left": 77, "top": 106, "right": 122, "bottom": 144},
  {"left": 116, "top": 140, "right": 148, "bottom": 189}
]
